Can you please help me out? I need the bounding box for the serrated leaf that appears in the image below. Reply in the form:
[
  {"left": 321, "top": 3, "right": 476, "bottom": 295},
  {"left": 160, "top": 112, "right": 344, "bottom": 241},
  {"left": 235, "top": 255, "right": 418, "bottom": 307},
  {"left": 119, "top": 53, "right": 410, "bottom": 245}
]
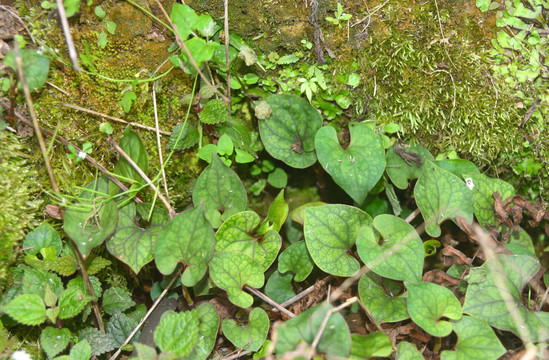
[
  {"left": 304, "top": 204, "right": 372, "bottom": 276},
  {"left": 70, "top": 340, "right": 91, "bottom": 360},
  {"left": 463, "top": 254, "right": 549, "bottom": 342},
  {"left": 200, "top": 99, "right": 231, "bottom": 124},
  {"left": 24, "top": 247, "right": 58, "bottom": 270},
  {"left": 107, "top": 203, "right": 170, "bottom": 274},
  {"left": 86, "top": 256, "right": 111, "bottom": 275},
  {"left": 22, "top": 266, "right": 64, "bottom": 300},
  {"left": 415, "top": 160, "right": 474, "bottom": 237},
  {"left": 215, "top": 211, "right": 281, "bottom": 271},
  {"left": 167, "top": 122, "right": 199, "bottom": 150},
  {"left": 106, "top": 310, "right": 139, "bottom": 347},
  {"left": 276, "top": 54, "right": 300, "bottom": 65},
  {"left": 64, "top": 177, "right": 118, "bottom": 257},
  {"left": 79, "top": 327, "right": 115, "bottom": 356},
  {"left": 358, "top": 272, "right": 408, "bottom": 323},
  {"left": 4, "top": 49, "right": 50, "bottom": 91},
  {"left": 102, "top": 287, "right": 136, "bottom": 315},
  {"left": 192, "top": 154, "right": 247, "bottom": 228},
  {"left": 316, "top": 123, "right": 386, "bottom": 204},
  {"left": 155, "top": 204, "right": 214, "bottom": 287},
  {"left": 58, "top": 287, "right": 93, "bottom": 320},
  {"left": 349, "top": 332, "right": 392, "bottom": 359},
  {"left": 46, "top": 307, "right": 60, "bottom": 324},
  {"left": 356, "top": 215, "right": 424, "bottom": 282},
  {"left": 278, "top": 241, "right": 314, "bottom": 282},
  {"left": 275, "top": 302, "right": 351, "bottom": 356},
  {"left": 154, "top": 310, "right": 199, "bottom": 357},
  {"left": 265, "top": 270, "right": 295, "bottom": 304},
  {"left": 209, "top": 252, "right": 264, "bottom": 308},
  {"left": 386, "top": 144, "right": 434, "bottom": 190},
  {"left": 259, "top": 95, "right": 322, "bottom": 168},
  {"left": 395, "top": 341, "right": 423, "bottom": 360},
  {"left": 51, "top": 255, "right": 77, "bottom": 276},
  {"left": 114, "top": 127, "right": 149, "bottom": 185},
  {"left": 405, "top": 281, "right": 462, "bottom": 337},
  {"left": 40, "top": 327, "right": 70, "bottom": 359},
  {"left": 0, "top": 294, "right": 46, "bottom": 325},
  {"left": 180, "top": 302, "right": 219, "bottom": 360},
  {"left": 67, "top": 276, "right": 102, "bottom": 300},
  {"left": 23, "top": 223, "right": 62, "bottom": 256},
  {"left": 222, "top": 307, "right": 269, "bottom": 351},
  {"left": 464, "top": 174, "right": 514, "bottom": 229},
  {"left": 441, "top": 316, "right": 505, "bottom": 360}
]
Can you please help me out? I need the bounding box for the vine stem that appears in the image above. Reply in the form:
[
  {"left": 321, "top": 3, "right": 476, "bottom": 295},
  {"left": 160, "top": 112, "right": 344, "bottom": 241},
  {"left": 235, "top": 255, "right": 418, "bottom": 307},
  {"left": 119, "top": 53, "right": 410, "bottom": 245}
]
[
  {"left": 245, "top": 286, "right": 295, "bottom": 318},
  {"left": 152, "top": 86, "right": 170, "bottom": 203},
  {"left": 55, "top": 0, "right": 80, "bottom": 72}
]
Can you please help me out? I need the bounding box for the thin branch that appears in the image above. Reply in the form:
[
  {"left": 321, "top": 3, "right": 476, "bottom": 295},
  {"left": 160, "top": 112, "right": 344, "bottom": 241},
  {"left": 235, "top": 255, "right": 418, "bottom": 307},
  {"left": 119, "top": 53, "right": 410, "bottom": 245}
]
[
  {"left": 245, "top": 286, "right": 295, "bottom": 318},
  {"left": 404, "top": 208, "right": 421, "bottom": 223},
  {"left": 220, "top": 350, "right": 253, "bottom": 360},
  {"left": 59, "top": 102, "right": 171, "bottom": 135},
  {"left": 55, "top": 0, "right": 81, "bottom": 72},
  {"left": 152, "top": 86, "right": 170, "bottom": 203},
  {"left": 273, "top": 276, "right": 332, "bottom": 312},
  {"left": 358, "top": 300, "right": 397, "bottom": 352}
]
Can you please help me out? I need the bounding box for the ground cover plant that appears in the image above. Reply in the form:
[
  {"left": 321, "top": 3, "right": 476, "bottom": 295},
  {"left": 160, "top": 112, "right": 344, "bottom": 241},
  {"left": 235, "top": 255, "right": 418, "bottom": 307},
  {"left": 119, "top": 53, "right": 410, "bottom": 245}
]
[{"left": 0, "top": 0, "right": 548, "bottom": 359}]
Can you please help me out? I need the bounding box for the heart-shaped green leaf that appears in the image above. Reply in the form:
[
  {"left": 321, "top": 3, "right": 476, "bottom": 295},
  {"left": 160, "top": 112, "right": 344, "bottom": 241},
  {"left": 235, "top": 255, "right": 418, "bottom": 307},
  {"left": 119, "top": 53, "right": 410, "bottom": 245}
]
[
  {"left": 208, "top": 252, "right": 264, "bottom": 308},
  {"left": 155, "top": 204, "right": 215, "bottom": 287},
  {"left": 405, "top": 281, "right": 462, "bottom": 337},
  {"left": 215, "top": 211, "right": 281, "bottom": 271},
  {"left": 386, "top": 143, "right": 434, "bottom": 190},
  {"left": 278, "top": 241, "right": 314, "bottom": 282},
  {"left": 350, "top": 332, "right": 392, "bottom": 359},
  {"left": 356, "top": 215, "right": 424, "bottom": 282},
  {"left": 40, "top": 327, "right": 71, "bottom": 359},
  {"left": 114, "top": 127, "right": 148, "bottom": 185},
  {"left": 192, "top": 153, "right": 247, "bottom": 228},
  {"left": 265, "top": 270, "right": 295, "bottom": 304},
  {"left": 304, "top": 204, "right": 372, "bottom": 276},
  {"left": 463, "top": 254, "right": 549, "bottom": 342},
  {"left": 464, "top": 174, "right": 514, "bottom": 229},
  {"left": 259, "top": 95, "right": 322, "bottom": 168},
  {"left": 396, "top": 342, "right": 423, "bottom": 360},
  {"left": 414, "top": 160, "right": 474, "bottom": 237},
  {"left": 64, "top": 177, "right": 118, "bottom": 257},
  {"left": 441, "top": 316, "right": 505, "bottom": 360},
  {"left": 315, "top": 123, "right": 386, "bottom": 204},
  {"left": 222, "top": 307, "right": 269, "bottom": 351},
  {"left": 107, "top": 203, "right": 170, "bottom": 274},
  {"left": 154, "top": 310, "right": 199, "bottom": 357},
  {"left": 275, "top": 302, "right": 351, "bottom": 357},
  {"left": 23, "top": 223, "right": 62, "bottom": 256},
  {"left": 358, "top": 272, "right": 408, "bottom": 323}
]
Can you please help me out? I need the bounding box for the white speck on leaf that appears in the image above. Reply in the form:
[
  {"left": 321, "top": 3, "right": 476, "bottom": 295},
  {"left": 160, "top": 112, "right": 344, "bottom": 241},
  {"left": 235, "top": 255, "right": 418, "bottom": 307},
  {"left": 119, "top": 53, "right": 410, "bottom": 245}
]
[{"left": 465, "top": 177, "right": 474, "bottom": 190}]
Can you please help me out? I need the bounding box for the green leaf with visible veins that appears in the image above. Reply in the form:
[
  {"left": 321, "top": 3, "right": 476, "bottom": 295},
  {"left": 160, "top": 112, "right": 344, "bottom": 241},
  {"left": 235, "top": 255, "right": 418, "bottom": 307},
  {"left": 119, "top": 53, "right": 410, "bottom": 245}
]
[
  {"left": 304, "top": 204, "right": 372, "bottom": 277},
  {"left": 464, "top": 174, "right": 514, "bottom": 229},
  {"left": 70, "top": 340, "right": 91, "bottom": 360},
  {"left": 463, "top": 254, "right": 549, "bottom": 342},
  {"left": 78, "top": 327, "right": 115, "bottom": 356},
  {"left": 107, "top": 202, "right": 170, "bottom": 274},
  {"left": 192, "top": 153, "right": 247, "bottom": 228},
  {"left": 350, "top": 332, "right": 392, "bottom": 359},
  {"left": 23, "top": 223, "right": 62, "bottom": 256},
  {"left": 215, "top": 211, "right": 281, "bottom": 271},
  {"left": 154, "top": 310, "right": 199, "bottom": 357},
  {"left": 259, "top": 95, "right": 322, "bottom": 168},
  {"left": 265, "top": 270, "right": 295, "bottom": 304},
  {"left": 405, "top": 281, "right": 462, "bottom": 337},
  {"left": 441, "top": 316, "right": 505, "bottom": 360},
  {"left": 40, "top": 327, "right": 71, "bottom": 359},
  {"left": 102, "top": 287, "right": 136, "bottom": 315},
  {"left": 209, "top": 252, "right": 264, "bottom": 308},
  {"left": 0, "top": 294, "right": 46, "bottom": 325},
  {"left": 356, "top": 215, "right": 424, "bottom": 282},
  {"left": 278, "top": 241, "right": 314, "bottom": 282},
  {"left": 58, "top": 287, "right": 93, "bottom": 320},
  {"left": 414, "top": 160, "right": 474, "bottom": 237},
  {"left": 106, "top": 310, "right": 140, "bottom": 347},
  {"left": 155, "top": 204, "right": 214, "bottom": 287},
  {"left": 315, "top": 123, "right": 386, "bottom": 204},
  {"left": 4, "top": 49, "right": 50, "bottom": 91},
  {"left": 386, "top": 143, "right": 433, "bottom": 190},
  {"left": 222, "top": 307, "right": 269, "bottom": 351},
  {"left": 358, "top": 272, "right": 408, "bottom": 323},
  {"left": 200, "top": 99, "right": 231, "bottom": 125},
  {"left": 114, "top": 127, "right": 148, "bottom": 185}
]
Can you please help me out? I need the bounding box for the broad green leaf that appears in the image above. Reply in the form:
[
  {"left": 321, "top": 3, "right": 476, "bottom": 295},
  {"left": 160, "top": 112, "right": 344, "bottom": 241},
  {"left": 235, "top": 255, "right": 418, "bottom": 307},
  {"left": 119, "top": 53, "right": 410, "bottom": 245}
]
[
  {"left": 58, "top": 287, "right": 93, "bottom": 320},
  {"left": 405, "top": 281, "right": 462, "bottom": 337},
  {"left": 435, "top": 159, "right": 480, "bottom": 178},
  {"left": 414, "top": 160, "right": 474, "bottom": 237},
  {"left": 70, "top": 340, "right": 91, "bottom": 360},
  {"left": 167, "top": 122, "right": 199, "bottom": 150},
  {"left": 349, "top": 332, "right": 392, "bottom": 359},
  {"left": 133, "top": 343, "right": 157, "bottom": 359},
  {"left": 278, "top": 241, "right": 314, "bottom": 282},
  {"left": 464, "top": 174, "right": 514, "bottom": 229},
  {"left": 192, "top": 153, "right": 247, "bottom": 228},
  {"left": 395, "top": 342, "right": 423, "bottom": 360},
  {"left": 305, "top": 204, "right": 371, "bottom": 276},
  {"left": 66, "top": 276, "right": 102, "bottom": 300},
  {"left": 107, "top": 203, "right": 170, "bottom": 274},
  {"left": 154, "top": 310, "right": 199, "bottom": 357},
  {"left": 505, "top": 228, "right": 536, "bottom": 257},
  {"left": 463, "top": 254, "right": 549, "bottom": 342},
  {"left": 386, "top": 143, "right": 433, "bottom": 190},
  {"left": 222, "top": 308, "right": 269, "bottom": 351},
  {"left": 264, "top": 270, "right": 295, "bottom": 304},
  {"left": 86, "top": 255, "right": 111, "bottom": 275},
  {"left": 358, "top": 272, "right": 408, "bottom": 323},
  {"left": 4, "top": 49, "right": 50, "bottom": 91},
  {"left": 22, "top": 265, "right": 63, "bottom": 301},
  {"left": 181, "top": 37, "right": 219, "bottom": 70},
  {"left": 170, "top": 4, "right": 214, "bottom": 41},
  {"left": 64, "top": 177, "right": 118, "bottom": 257},
  {"left": 102, "top": 287, "right": 136, "bottom": 315},
  {"left": 215, "top": 211, "right": 281, "bottom": 271},
  {"left": 0, "top": 294, "right": 46, "bottom": 325},
  {"left": 441, "top": 316, "right": 505, "bottom": 360},
  {"left": 208, "top": 252, "right": 264, "bottom": 308},
  {"left": 235, "top": 148, "right": 255, "bottom": 163},
  {"left": 78, "top": 327, "right": 115, "bottom": 356},
  {"left": 217, "top": 134, "right": 233, "bottom": 156},
  {"left": 200, "top": 99, "right": 231, "bottom": 125},
  {"left": 175, "top": 302, "right": 219, "bottom": 360},
  {"left": 356, "top": 215, "right": 424, "bottom": 282},
  {"left": 257, "top": 190, "right": 289, "bottom": 234},
  {"left": 114, "top": 127, "right": 149, "bottom": 185},
  {"left": 106, "top": 310, "right": 139, "bottom": 347},
  {"left": 24, "top": 247, "right": 58, "bottom": 270},
  {"left": 290, "top": 201, "right": 325, "bottom": 226},
  {"left": 267, "top": 168, "right": 287, "bottom": 188},
  {"left": 51, "top": 255, "right": 77, "bottom": 276},
  {"left": 40, "top": 327, "right": 70, "bottom": 359},
  {"left": 155, "top": 204, "right": 215, "bottom": 287},
  {"left": 275, "top": 302, "right": 351, "bottom": 356},
  {"left": 315, "top": 123, "right": 386, "bottom": 204},
  {"left": 259, "top": 95, "right": 322, "bottom": 168},
  {"left": 23, "top": 223, "right": 62, "bottom": 256}
]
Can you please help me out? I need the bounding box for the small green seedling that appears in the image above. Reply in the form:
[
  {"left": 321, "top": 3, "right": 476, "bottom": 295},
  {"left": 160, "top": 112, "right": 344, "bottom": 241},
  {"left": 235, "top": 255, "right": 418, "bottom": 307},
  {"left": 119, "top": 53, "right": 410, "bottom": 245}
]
[
  {"left": 66, "top": 142, "right": 92, "bottom": 163},
  {"left": 326, "top": 3, "right": 352, "bottom": 28}
]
